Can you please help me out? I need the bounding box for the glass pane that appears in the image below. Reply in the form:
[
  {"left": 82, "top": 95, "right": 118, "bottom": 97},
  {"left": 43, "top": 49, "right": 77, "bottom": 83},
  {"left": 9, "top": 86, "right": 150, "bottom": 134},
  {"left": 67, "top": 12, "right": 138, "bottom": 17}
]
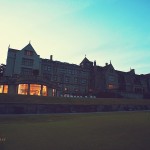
[
  {"left": 30, "top": 84, "right": 41, "bottom": 96},
  {"left": 0, "top": 85, "right": 3, "bottom": 93},
  {"left": 52, "top": 89, "right": 56, "bottom": 96},
  {"left": 3, "top": 85, "right": 8, "bottom": 93},
  {"left": 42, "top": 85, "right": 47, "bottom": 96},
  {"left": 18, "top": 84, "right": 28, "bottom": 95}
]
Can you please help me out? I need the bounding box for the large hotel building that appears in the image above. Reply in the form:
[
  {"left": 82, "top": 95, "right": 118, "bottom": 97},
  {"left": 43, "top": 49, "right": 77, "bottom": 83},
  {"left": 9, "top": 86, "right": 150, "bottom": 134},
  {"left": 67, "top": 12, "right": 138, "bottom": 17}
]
[{"left": 0, "top": 43, "right": 150, "bottom": 98}]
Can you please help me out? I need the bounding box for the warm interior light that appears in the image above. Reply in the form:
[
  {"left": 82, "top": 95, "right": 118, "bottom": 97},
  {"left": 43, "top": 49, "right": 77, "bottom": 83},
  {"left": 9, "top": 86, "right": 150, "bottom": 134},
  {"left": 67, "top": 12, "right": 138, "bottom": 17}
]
[
  {"left": 0, "top": 85, "right": 8, "bottom": 93},
  {"left": 30, "top": 84, "right": 41, "bottom": 96},
  {"left": 42, "top": 85, "right": 47, "bottom": 96},
  {"left": 108, "top": 84, "right": 114, "bottom": 89},
  {"left": 3, "top": 85, "right": 8, "bottom": 93},
  {"left": 18, "top": 84, "right": 28, "bottom": 95},
  {"left": 0, "top": 85, "right": 3, "bottom": 93},
  {"left": 52, "top": 89, "right": 56, "bottom": 96}
]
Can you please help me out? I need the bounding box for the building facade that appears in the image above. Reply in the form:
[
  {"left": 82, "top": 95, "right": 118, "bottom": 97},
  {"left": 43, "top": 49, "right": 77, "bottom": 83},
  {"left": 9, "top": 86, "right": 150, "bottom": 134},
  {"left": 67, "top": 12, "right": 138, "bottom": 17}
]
[{"left": 0, "top": 43, "right": 150, "bottom": 98}]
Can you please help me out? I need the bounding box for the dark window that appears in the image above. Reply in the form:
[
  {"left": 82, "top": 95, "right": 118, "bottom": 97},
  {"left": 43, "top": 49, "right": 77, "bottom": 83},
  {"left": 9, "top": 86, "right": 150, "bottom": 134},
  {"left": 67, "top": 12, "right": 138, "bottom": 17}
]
[
  {"left": 82, "top": 79, "right": 87, "bottom": 84},
  {"left": 53, "top": 75, "right": 57, "bottom": 81},
  {"left": 24, "top": 50, "right": 33, "bottom": 56},
  {"left": 21, "top": 68, "right": 32, "bottom": 75},
  {"left": 59, "top": 76, "right": 64, "bottom": 82},
  {"left": 74, "top": 77, "right": 78, "bottom": 84},
  {"left": 22, "top": 58, "right": 34, "bottom": 66},
  {"left": 65, "top": 76, "right": 69, "bottom": 83}
]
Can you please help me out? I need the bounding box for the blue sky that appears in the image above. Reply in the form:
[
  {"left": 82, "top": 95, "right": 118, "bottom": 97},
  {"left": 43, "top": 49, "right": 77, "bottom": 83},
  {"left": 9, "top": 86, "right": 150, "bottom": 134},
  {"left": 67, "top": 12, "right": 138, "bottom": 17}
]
[{"left": 0, "top": 0, "right": 150, "bottom": 74}]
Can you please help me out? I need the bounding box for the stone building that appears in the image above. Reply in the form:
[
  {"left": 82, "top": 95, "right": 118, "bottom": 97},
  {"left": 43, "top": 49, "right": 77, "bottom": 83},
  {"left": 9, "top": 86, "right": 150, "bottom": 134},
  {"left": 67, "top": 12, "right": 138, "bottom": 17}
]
[{"left": 0, "top": 43, "right": 150, "bottom": 98}]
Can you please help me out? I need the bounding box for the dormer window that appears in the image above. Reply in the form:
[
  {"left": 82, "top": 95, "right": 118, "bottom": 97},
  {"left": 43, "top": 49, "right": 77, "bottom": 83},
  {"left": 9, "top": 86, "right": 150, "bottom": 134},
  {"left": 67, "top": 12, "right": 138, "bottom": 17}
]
[{"left": 24, "top": 50, "right": 33, "bottom": 56}]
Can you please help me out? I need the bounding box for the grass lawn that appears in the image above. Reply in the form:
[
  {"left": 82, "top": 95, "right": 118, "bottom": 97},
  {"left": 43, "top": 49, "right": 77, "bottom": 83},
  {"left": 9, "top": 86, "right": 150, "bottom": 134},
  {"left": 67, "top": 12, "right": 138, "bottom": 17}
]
[{"left": 0, "top": 111, "right": 150, "bottom": 150}]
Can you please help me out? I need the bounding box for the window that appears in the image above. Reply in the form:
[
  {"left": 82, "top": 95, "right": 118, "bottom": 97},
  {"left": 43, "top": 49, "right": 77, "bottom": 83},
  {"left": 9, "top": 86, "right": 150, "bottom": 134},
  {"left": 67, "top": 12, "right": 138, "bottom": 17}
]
[
  {"left": 108, "top": 76, "right": 115, "bottom": 82},
  {"left": 108, "top": 84, "right": 115, "bottom": 89},
  {"left": 82, "top": 71, "right": 88, "bottom": 77},
  {"left": 21, "top": 68, "right": 32, "bottom": 75},
  {"left": 74, "top": 88, "right": 78, "bottom": 92},
  {"left": 74, "top": 77, "right": 78, "bottom": 84},
  {"left": 18, "top": 84, "right": 28, "bottom": 95},
  {"left": 18, "top": 84, "right": 47, "bottom": 96},
  {"left": 71, "top": 70, "right": 75, "bottom": 74},
  {"left": 64, "top": 87, "right": 68, "bottom": 92},
  {"left": 42, "top": 85, "right": 47, "bottom": 96},
  {"left": 43, "top": 73, "right": 51, "bottom": 80},
  {"left": 24, "top": 50, "right": 33, "bottom": 56},
  {"left": 47, "top": 66, "right": 51, "bottom": 72},
  {"left": 22, "top": 58, "right": 34, "bottom": 66},
  {"left": 65, "top": 76, "right": 69, "bottom": 83},
  {"left": 59, "top": 76, "right": 64, "bottom": 82},
  {"left": 52, "top": 89, "right": 56, "bottom": 96},
  {"left": 30, "top": 84, "right": 41, "bottom": 96},
  {"left": 0, "top": 85, "right": 8, "bottom": 93},
  {"left": 68, "top": 69, "right": 72, "bottom": 74},
  {"left": 44, "top": 66, "right": 47, "bottom": 71},
  {"left": 0, "top": 85, "right": 3, "bottom": 93},
  {"left": 81, "top": 79, "right": 87, "bottom": 84},
  {"left": 53, "top": 75, "right": 57, "bottom": 81}
]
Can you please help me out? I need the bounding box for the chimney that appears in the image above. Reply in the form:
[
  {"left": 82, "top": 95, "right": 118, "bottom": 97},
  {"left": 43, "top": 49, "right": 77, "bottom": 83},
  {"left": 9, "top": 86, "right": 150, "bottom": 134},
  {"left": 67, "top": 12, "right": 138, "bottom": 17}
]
[
  {"left": 94, "top": 60, "right": 96, "bottom": 66},
  {"left": 105, "top": 63, "right": 108, "bottom": 66},
  {"left": 50, "top": 55, "right": 53, "bottom": 61}
]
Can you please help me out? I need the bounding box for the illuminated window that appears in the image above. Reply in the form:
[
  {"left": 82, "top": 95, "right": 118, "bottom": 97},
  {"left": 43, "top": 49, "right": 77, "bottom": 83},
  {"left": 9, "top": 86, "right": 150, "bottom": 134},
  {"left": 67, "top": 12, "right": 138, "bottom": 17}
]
[
  {"left": 108, "top": 84, "right": 114, "bottom": 89},
  {"left": 3, "top": 85, "right": 8, "bottom": 93},
  {"left": 18, "top": 84, "right": 28, "bottom": 95},
  {"left": 0, "top": 85, "right": 8, "bottom": 93},
  {"left": 42, "top": 85, "right": 47, "bottom": 96},
  {"left": 52, "top": 89, "right": 56, "bottom": 96},
  {"left": 0, "top": 85, "right": 3, "bottom": 93},
  {"left": 30, "top": 84, "right": 41, "bottom": 96}
]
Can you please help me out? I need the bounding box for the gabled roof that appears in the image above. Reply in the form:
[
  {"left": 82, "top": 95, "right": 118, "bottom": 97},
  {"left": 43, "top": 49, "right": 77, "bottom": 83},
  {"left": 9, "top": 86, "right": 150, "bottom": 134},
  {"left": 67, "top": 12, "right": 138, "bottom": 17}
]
[
  {"left": 80, "top": 57, "right": 91, "bottom": 64},
  {"left": 22, "top": 43, "right": 35, "bottom": 52}
]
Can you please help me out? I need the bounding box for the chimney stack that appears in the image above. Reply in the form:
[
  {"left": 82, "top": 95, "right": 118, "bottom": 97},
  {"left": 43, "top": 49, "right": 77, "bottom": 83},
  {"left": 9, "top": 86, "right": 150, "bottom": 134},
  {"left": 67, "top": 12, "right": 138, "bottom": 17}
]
[
  {"left": 94, "top": 60, "right": 96, "bottom": 66},
  {"left": 50, "top": 55, "right": 53, "bottom": 61}
]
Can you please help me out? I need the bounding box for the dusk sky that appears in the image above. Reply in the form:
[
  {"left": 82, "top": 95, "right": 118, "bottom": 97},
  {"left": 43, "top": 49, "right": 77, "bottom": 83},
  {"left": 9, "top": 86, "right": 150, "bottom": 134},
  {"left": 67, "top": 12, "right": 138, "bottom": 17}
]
[{"left": 0, "top": 0, "right": 150, "bottom": 74}]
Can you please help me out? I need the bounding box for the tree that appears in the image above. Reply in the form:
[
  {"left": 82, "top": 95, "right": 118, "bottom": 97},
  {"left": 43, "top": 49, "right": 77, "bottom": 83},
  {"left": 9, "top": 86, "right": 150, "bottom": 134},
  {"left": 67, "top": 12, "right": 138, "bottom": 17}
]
[{"left": 0, "top": 64, "right": 6, "bottom": 77}]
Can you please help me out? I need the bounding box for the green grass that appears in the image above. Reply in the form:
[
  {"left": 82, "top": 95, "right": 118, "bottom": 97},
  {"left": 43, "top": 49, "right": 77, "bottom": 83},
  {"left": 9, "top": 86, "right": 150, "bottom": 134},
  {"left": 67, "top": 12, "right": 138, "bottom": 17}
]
[{"left": 0, "top": 111, "right": 150, "bottom": 150}]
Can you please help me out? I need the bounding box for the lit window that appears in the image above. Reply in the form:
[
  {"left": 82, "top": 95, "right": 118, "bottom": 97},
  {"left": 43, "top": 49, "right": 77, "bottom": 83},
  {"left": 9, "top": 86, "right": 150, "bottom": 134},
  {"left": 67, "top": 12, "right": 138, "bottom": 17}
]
[
  {"left": 52, "top": 89, "right": 56, "bottom": 96},
  {"left": 64, "top": 87, "right": 68, "bottom": 91},
  {"left": 30, "top": 84, "right": 41, "bottom": 96},
  {"left": 0, "top": 85, "right": 8, "bottom": 93},
  {"left": 108, "top": 84, "right": 114, "bottom": 89},
  {"left": 42, "top": 85, "right": 47, "bottom": 96},
  {"left": 0, "top": 85, "right": 3, "bottom": 93},
  {"left": 3, "top": 85, "right": 8, "bottom": 93},
  {"left": 18, "top": 84, "right": 28, "bottom": 95}
]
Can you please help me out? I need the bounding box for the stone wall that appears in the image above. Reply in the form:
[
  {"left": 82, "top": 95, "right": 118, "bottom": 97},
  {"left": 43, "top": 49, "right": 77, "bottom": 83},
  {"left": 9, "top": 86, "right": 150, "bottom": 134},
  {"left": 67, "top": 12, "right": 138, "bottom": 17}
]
[{"left": 0, "top": 103, "right": 150, "bottom": 114}]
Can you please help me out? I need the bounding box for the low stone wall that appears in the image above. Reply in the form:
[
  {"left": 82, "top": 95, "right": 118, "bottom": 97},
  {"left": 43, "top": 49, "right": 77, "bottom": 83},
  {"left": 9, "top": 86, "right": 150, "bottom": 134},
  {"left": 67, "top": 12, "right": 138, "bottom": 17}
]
[{"left": 0, "top": 103, "right": 150, "bottom": 114}]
